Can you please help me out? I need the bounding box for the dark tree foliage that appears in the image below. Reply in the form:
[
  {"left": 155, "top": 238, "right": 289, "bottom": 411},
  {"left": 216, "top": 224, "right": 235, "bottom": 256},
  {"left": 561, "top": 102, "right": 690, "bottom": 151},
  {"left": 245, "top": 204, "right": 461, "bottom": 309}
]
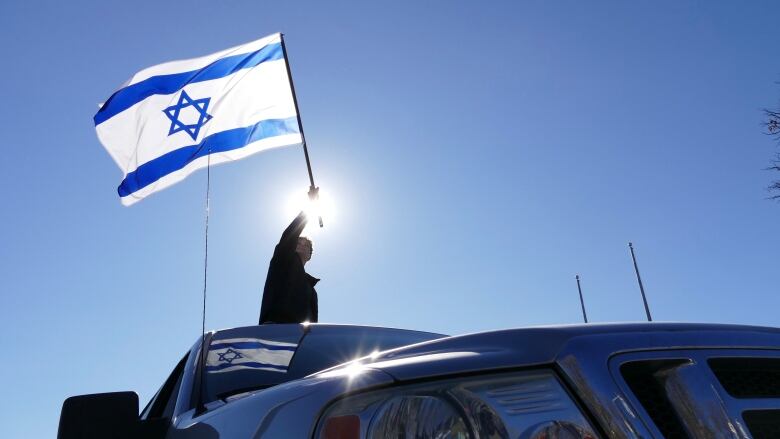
[{"left": 765, "top": 106, "right": 780, "bottom": 199}]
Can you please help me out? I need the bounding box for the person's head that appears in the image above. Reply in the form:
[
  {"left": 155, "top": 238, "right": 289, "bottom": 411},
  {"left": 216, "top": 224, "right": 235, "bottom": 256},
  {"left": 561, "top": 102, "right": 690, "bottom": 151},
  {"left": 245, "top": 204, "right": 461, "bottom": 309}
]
[{"left": 296, "top": 236, "right": 313, "bottom": 265}]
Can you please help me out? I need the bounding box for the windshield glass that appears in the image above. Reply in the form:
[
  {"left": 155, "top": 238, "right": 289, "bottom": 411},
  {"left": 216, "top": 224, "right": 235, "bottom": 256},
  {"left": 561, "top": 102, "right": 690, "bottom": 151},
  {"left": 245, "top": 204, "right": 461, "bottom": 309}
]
[{"left": 203, "top": 324, "right": 444, "bottom": 404}]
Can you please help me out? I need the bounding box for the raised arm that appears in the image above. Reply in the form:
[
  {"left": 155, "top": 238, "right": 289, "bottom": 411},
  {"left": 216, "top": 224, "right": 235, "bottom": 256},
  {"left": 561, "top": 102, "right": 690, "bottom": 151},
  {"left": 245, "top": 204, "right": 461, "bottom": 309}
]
[{"left": 277, "top": 211, "right": 308, "bottom": 252}]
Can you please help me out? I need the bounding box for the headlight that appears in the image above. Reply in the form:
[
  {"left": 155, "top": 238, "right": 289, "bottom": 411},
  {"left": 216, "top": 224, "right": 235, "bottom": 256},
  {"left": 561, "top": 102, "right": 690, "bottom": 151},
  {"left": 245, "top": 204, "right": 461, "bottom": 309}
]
[
  {"left": 316, "top": 370, "right": 598, "bottom": 439},
  {"left": 369, "top": 395, "right": 471, "bottom": 438}
]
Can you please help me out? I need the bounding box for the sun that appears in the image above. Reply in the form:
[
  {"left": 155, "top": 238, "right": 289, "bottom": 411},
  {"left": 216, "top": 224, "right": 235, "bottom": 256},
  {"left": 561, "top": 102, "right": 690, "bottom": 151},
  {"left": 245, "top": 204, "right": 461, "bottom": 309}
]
[{"left": 285, "top": 187, "right": 336, "bottom": 234}]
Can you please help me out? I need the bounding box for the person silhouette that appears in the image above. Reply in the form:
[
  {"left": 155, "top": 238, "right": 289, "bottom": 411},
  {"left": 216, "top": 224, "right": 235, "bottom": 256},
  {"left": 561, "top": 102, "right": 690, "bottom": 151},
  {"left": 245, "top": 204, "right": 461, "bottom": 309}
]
[{"left": 259, "top": 212, "right": 319, "bottom": 324}]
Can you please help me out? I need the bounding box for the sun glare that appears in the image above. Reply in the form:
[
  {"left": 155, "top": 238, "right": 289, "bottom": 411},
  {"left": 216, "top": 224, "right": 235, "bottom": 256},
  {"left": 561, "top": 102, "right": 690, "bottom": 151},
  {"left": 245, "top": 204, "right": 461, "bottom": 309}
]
[{"left": 285, "top": 187, "right": 337, "bottom": 234}]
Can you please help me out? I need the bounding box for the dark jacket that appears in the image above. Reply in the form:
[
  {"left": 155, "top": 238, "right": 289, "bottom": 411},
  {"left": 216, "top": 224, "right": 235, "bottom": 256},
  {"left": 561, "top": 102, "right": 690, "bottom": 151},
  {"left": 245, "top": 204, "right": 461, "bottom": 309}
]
[{"left": 258, "top": 212, "right": 319, "bottom": 324}]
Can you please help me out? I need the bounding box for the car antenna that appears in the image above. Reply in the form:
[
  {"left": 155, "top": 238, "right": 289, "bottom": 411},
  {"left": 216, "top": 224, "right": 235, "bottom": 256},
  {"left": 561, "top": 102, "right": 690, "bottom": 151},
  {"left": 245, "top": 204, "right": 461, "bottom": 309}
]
[
  {"left": 197, "top": 150, "right": 212, "bottom": 413},
  {"left": 575, "top": 275, "right": 589, "bottom": 323},
  {"left": 628, "top": 242, "right": 653, "bottom": 322}
]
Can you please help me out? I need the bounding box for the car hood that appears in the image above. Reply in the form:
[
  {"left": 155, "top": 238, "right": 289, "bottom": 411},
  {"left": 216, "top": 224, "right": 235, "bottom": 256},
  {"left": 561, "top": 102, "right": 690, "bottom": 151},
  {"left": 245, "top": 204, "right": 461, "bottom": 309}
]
[{"left": 316, "top": 322, "right": 780, "bottom": 382}]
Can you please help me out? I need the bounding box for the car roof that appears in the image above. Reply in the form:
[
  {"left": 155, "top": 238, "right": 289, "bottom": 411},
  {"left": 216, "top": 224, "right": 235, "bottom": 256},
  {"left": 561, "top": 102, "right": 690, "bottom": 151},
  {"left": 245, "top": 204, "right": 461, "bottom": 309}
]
[{"left": 210, "top": 322, "right": 447, "bottom": 339}]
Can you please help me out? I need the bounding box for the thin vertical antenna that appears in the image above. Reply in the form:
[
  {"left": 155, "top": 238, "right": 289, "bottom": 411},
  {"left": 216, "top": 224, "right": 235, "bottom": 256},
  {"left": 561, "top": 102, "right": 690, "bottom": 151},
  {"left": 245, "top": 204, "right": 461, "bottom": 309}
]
[
  {"left": 628, "top": 242, "right": 653, "bottom": 322},
  {"left": 198, "top": 150, "right": 212, "bottom": 410},
  {"left": 576, "top": 275, "right": 588, "bottom": 323},
  {"left": 280, "top": 33, "right": 323, "bottom": 227}
]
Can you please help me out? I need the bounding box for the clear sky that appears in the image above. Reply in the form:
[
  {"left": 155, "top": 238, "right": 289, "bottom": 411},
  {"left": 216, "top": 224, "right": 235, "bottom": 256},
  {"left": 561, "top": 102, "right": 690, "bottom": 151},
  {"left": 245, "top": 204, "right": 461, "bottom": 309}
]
[{"left": 2, "top": 1, "right": 780, "bottom": 436}]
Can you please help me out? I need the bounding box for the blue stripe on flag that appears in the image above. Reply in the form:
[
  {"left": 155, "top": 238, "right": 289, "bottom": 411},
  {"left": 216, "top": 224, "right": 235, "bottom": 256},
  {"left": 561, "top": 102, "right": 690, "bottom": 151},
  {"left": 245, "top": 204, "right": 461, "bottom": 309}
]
[
  {"left": 94, "top": 42, "right": 283, "bottom": 126},
  {"left": 205, "top": 362, "right": 288, "bottom": 372},
  {"left": 118, "top": 117, "right": 299, "bottom": 198},
  {"left": 210, "top": 341, "right": 297, "bottom": 352}
]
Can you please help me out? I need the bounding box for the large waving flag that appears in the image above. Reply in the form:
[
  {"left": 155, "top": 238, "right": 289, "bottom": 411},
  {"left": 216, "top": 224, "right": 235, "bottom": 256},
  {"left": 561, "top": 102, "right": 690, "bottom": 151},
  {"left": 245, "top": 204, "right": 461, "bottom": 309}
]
[{"left": 94, "top": 33, "right": 302, "bottom": 205}]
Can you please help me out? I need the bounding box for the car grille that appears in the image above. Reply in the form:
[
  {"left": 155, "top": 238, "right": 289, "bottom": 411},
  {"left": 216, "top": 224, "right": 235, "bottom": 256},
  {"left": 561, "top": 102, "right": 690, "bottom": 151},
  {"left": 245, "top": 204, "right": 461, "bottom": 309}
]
[{"left": 616, "top": 351, "right": 780, "bottom": 439}]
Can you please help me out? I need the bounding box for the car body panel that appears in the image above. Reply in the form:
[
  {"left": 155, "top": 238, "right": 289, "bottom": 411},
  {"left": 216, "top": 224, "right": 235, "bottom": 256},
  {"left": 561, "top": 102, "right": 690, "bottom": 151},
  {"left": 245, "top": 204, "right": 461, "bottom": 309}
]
[
  {"left": 67, "top": 322, "right": 780, "bottom": 439},
  {"left": 317, "top": 323, "right": 780, "bottom": 381},
  {"left": 305, "top": 323, "right": 780, "bottom": 439}
]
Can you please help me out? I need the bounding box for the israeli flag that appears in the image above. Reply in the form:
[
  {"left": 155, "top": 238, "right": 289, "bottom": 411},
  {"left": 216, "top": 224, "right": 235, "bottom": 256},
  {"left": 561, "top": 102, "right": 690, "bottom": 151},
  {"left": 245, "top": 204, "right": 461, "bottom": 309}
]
[
  {"left": 94, "top": 33, "right": 302, "bottom": 206},
  {"left": 206, "top": 337, "right": 298, "bottom": 374}
]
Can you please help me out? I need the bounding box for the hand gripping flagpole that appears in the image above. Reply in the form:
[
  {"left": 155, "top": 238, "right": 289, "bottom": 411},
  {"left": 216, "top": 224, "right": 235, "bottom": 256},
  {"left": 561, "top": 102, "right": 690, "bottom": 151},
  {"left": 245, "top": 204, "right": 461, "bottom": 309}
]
[{"left": 280, "top": 34, "right": 323, "bottom": 227}]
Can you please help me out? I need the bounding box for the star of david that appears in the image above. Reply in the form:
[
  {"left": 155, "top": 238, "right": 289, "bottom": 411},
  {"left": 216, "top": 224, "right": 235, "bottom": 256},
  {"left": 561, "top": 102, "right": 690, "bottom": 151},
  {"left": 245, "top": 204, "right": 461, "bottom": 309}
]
[
  {"left": 217, "top": 348, "right": 243, "bottom": 364},
  {"left": 163, "top": 90, "right": 213, "bottom": 141}
]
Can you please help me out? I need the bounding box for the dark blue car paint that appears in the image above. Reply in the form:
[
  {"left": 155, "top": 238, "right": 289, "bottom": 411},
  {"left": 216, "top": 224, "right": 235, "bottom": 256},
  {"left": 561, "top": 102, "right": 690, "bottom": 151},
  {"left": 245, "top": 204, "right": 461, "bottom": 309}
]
[{"left": 145, "top": 322, "right": 780, "bottom": 438}]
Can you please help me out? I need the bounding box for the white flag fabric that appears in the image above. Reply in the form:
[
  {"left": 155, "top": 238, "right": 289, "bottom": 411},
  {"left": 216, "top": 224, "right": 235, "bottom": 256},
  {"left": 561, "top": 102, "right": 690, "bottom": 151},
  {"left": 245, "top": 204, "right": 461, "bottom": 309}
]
[
  {"left": 94, "top": 33, "right": 302, "bottom": 206},
  {"left": 206, "top": 337, "right": 297, "bottom": 374}
]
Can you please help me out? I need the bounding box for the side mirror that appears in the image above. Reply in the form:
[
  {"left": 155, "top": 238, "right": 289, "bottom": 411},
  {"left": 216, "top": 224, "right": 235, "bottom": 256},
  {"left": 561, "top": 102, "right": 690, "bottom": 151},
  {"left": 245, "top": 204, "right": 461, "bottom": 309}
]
[{"left": 57, "top": 391, "right": 139, "bottom": 439}]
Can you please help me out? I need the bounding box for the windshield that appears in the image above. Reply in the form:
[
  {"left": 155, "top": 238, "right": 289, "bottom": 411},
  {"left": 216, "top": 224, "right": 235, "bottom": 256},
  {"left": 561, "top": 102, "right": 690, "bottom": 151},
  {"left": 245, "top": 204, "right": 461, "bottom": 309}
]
[{"left": 202, "top": 324, "right": 444, "bottom": 404}]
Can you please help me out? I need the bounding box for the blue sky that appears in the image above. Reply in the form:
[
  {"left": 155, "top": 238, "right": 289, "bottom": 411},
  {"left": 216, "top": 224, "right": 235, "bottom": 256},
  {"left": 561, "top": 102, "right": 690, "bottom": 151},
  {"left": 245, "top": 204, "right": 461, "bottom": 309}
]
[{"left": 2, "top": 1, "right": 780, "bottom": 436}]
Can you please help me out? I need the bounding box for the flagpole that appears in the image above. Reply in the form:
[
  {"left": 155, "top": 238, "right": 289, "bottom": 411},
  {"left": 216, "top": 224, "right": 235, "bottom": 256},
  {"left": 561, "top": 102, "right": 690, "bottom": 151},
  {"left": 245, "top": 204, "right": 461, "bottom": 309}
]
[
  {"left": 280, "top": 33, "right": 323, "bottom": 227},
  {"left": 628, "top": 242, "right": 653, "bottom": 322},
  {"left": 575, "top": 275, "right": 588, "bottom": 323}
]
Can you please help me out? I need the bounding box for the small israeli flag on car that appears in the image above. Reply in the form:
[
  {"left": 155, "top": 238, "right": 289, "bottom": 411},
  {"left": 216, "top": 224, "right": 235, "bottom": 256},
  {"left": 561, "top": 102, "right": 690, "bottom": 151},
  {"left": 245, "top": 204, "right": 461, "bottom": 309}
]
[
  {"left": 206, "top": 337, "right": 297, "bottom": 373},
  {"left": 94, "top": 33, "right": 302, "bottom": 206}
]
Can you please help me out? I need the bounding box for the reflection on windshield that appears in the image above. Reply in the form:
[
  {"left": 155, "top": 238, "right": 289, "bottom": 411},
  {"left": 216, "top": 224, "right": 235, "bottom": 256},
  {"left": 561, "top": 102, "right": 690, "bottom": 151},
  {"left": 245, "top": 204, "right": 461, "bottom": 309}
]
[
  {"left": 206, "top": 337, "right": 298, "bottom": 374},
  {"left": 200, "top": 325, "right": 445, "bottom": 405}
]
